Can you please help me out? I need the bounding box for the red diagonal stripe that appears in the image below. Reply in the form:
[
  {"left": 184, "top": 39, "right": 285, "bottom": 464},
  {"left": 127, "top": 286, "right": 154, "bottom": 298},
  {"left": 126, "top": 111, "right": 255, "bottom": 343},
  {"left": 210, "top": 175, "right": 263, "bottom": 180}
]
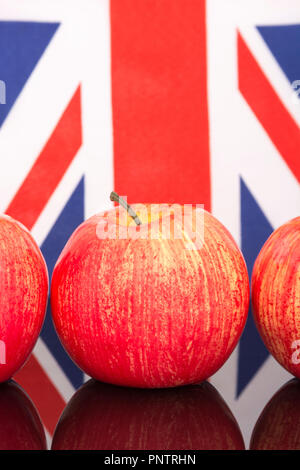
[
  {"left": 238, "top": 31, "right": 300, "bottom": 183},
  {"left": 6, "top": 85, "right": 82, "bottom": 229},
  {"left": 111, "top": 0, "right": 211, "bottom": 210},
  {"left": 14, "top": 355, "right": 66, "bottom": 436},
  {"left": 7, "top": 85, "right": 82, "bottom": 436}
]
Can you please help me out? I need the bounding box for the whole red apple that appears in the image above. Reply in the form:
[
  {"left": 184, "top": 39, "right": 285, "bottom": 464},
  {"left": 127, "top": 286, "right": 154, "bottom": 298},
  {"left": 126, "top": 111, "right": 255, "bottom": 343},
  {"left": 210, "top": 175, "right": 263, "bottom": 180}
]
[
  {"left": 52, "top": 379, "right": 245, "bottom": 450},
  {"left": 252, "top": 217, "right": 300, "bottom": 378},
  {"left": 0, "top": 214, "right": 48, "bottom": 382},
  {"left": 250, "top": 379, "right": 300, "bottom": 450},
  {"left": 0, "top": 380, "right": 46, "bottom": 450},
  {"left": 51, "top": 195, "right": 249, "bottom": 387}
]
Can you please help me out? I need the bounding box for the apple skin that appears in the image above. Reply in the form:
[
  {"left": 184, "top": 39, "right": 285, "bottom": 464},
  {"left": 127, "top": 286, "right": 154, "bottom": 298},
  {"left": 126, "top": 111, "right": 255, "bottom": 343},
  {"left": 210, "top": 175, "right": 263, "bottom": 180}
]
[
  {"left": 51, "top": 204, "right": 249, "bottom": 388},
  {"left": 250, "top": 379, "right": 300, "bottom": 450},
  {"left": 52, "top": 379, "right": 245, "bottom": 450},
  {"left": 251, "top": 217, "right": 300, "bottom": 378},
  {"left": 0, "top": 214, "right": 48, "bottom": 382},
  {"left": 0, "top": 380, "right": 46, "bottom": 450}
]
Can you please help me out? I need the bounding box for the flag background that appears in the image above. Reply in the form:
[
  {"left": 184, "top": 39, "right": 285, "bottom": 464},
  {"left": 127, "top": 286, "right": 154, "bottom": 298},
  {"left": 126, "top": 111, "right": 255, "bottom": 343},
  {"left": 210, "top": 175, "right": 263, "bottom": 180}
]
[{"left": 0, "top": 0, "right": 299, "bottom": 447}]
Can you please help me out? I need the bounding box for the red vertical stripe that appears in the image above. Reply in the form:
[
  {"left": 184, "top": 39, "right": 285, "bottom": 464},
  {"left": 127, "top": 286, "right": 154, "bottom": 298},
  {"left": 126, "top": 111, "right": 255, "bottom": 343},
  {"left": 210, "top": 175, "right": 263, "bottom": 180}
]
[{"left": 110, "top": 0, "right": 211, "bottom": 210}]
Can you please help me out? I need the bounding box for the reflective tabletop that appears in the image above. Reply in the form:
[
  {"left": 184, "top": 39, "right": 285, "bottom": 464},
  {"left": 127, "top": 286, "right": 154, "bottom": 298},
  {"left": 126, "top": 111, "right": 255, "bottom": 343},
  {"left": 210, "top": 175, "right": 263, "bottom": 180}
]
[{"left": 0, "top": 374, "right": 299, "bottom": 451}]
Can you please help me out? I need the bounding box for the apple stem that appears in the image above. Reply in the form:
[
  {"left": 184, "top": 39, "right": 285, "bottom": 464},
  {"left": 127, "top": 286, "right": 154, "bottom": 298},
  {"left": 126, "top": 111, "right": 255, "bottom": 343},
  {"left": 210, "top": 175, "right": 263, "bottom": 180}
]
[{"left": 110, "top": 191, "right": 141, "bottom": 226}]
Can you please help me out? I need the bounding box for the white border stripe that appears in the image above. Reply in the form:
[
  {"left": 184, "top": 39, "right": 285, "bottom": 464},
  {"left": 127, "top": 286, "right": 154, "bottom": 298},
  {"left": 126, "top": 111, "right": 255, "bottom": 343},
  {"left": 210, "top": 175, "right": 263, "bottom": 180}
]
[{"left": 33, "top": 338, "right": 75, "bottom": 403}]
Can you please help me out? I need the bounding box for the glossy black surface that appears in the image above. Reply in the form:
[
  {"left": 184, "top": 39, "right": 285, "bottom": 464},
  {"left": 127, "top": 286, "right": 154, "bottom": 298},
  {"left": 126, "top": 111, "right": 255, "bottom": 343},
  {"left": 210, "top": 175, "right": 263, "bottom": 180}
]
[{"left": 0, "top": 377, "right": 299, "bottom": 450}]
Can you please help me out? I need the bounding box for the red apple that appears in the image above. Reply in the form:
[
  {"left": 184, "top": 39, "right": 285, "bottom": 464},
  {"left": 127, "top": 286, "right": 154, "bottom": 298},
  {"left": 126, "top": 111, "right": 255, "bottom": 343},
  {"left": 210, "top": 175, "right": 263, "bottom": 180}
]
[
  {"left": 0, "top": 380, "right": 46, "bottom": 450},
  {"left": 52, "top": 379, "right": 245, "bottom": 450},
  {"left": 51, "top": 196, "right": 249, "bottom": 387},
  {"left": 250, "top": 379, "right": 300, "bottom": 450},
  {"left": 252, "top": 217, "right": 300, "bottom": 378},
  {"left": 0, "top": 214, "right": 48, "bottom": 382}
]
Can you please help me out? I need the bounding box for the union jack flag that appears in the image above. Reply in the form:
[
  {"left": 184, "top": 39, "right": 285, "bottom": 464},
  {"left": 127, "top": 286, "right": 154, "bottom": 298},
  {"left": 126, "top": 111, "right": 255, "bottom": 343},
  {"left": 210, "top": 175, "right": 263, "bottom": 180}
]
[{"left": 0, "top": 0, "right": 299, "bottom": 447}]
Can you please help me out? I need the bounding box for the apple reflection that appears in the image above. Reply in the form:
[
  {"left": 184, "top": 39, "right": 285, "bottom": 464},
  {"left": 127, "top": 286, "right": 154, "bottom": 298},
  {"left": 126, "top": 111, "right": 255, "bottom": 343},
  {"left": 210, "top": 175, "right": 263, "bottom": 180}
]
[
  {"left": 0, "top": 380, "right": 46, "bottom": 450},
  {"left": 52, "top": 379, "right": 244, "bottom": 450},
  {"left": 250, "top": 378, "right": 300, "bottom": 450}
]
